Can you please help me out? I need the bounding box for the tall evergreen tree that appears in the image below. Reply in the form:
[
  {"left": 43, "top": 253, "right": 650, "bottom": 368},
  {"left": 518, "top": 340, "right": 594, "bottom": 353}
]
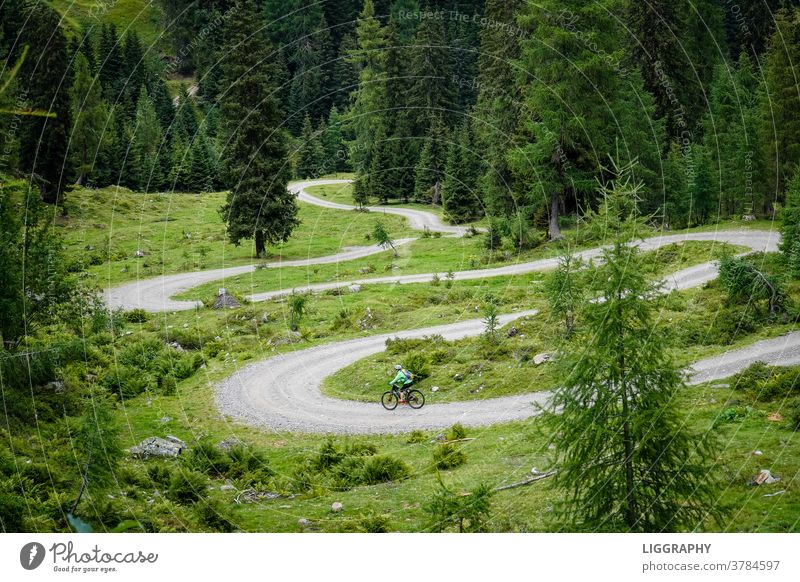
[
  {"left": 219, "top": 1, "right": 299, "bottom": 257},
  {"left": 18, "top": 2, "right": 73, "bottom": 204},
  {"left": 763, "top": 8, "right": 800, "bottom": 202},
  {"left": 545, "top": 162, "right": 723, "bottom": 532},
  {"left": 414, "top": 115, "right": 449, "bottom": 204},
  {"left": 187, "top": 128, "right": 216, "bottom": 193},
  {"left": 347, "top": 0, "right": 387, "bottom": 175},
  {"left": 474, "top": 0, "right": 523, "bottom": 218},
  {"left": 626, "top": 1, "right": 693, "bottom": 142},
  {"left": 442, "top": 120, "right": 481, "bottom": 222},
  {"left": 296, "top": 115, "right": 325, "bottom": 178},
  {"left": 70, "top": 53, "right": 107, "bottom": 186},
  {"left": 98, "top": 23, "right": 123, "bottom": 101},
  {"left": 120, "top": 31, "right": 146, "bottom": 114},
  {"left": 408, "top": 13, "right": 454, "bottom": 134},
  {"left": 130, "top": 87, "right": 165, "bottom": 191},
  {"left": 781, "top": 170, "right": 800, "bottom": 277},
  {"left": 174, "top": 84, "right": 199, "bottom": 139},
  {"left": 323, "top": 106, "right": 348, "bottom": 172}
]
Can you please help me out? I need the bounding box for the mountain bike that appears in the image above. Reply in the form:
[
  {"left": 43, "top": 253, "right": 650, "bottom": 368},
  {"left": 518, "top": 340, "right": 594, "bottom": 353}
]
[{"left": 381, "top": 384, "right": 425, "bottom": 410}]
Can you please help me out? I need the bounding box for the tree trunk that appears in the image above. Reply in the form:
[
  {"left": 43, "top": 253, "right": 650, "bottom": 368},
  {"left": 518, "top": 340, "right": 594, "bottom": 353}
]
[
  {"left": 255, "top": 230, "right": 265, "bottom": 258},
  {"left": 549, "top": 192, "right": 562, "bottom": 240},
  {"left": 432, "top": 179, "right": 442, "bottom": 205},
  {"left": 618, "top": 307, "right": 637, "bottom": 529}
]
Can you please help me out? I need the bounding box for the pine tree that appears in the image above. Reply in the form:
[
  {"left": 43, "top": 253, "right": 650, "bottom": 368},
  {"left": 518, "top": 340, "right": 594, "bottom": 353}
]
[
  {"left": 323, "top": 106, "right": 347, "bottom": 172},
  {"left": 368, "top": 125, "right": 393, "bottom": 203},
  {"left": 188, "top": 128, "right": 215, "bottom": 193},
  {"left": 780, "top": 171, "right": 800, "bottom": 277},
  {"left": 169, "top": 133, "right": 192, "bottom": 192},
  {"left": 347, "top": 0, "right": 387, "bottom": 175},
  {"left": 219, "top": 1, "right": 298, "bottom": 258},
  {"left": 297, "top": 115, "right": 324, "bottom": 178},
  {"left": 70, "top": 53, "right": 107, "bottom": 186},
  {"left": 329, "top": 33, "right": 360, "bottom": 111},
  {"left": 18, "top": 2, "right": 73, "bottom": 204},
  {"left": 688, "top": 145, "right": 716, "bottom": 224},
  {"left": 120, "top": 31, "right": 146, "bottom": 114},
  {"left": 147, "top": 75, "right": 175, "bottom": 131},
  {"left": 174, "top": 84, "right": 198, "bottom": 139},
  {"left": 408, "top": 13, "right": 454, "bottom": 134},
  {"left": 662, "top": 142, "right": 692, "bottom": 228},
  {"left": 545, "top": 162, "right": 723, "bottom": 532},
  {"left": 286, "top": 11, "right": 332, "bottom": 133},
  {"left": 130, "top": 87, "right": 164, "bottom": 191},
  {"left": 414, "top": 115, "right": 449, "bottom": 204},
  {"left": 625, "top": 1, "right": 692, "bottom": 141},
  {"left": 474, "top": 0, "right": 523, "bottom": 218},
  {"left": 442, "top": 120, "right": 481, "bottom": 223},
  {"left": 98, "top": 23, "right": 123, "bottom": 101},
  {"left": 763, "top": 8, "right": 800, "bottom": 201}
]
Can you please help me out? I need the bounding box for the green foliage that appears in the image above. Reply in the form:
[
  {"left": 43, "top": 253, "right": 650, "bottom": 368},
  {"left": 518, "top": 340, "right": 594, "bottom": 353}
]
[
  {"left": 359, "top": 455, "right": 410, "bottom": 485},
  {"left": 403, "top": 352, "right": 430, "bottom": 381},
  {"left": 423, "top": 478, "right": 493, "bottom": 533},
  {"left": 545, "top": 247, "right": 584, "bottom": 336},
  {"left": 167, "top": 469, "right": 208, "bottom": 505},
  {"left": 406, "top": 430, "right": 427, "bottom": 444},
  {"left": 372, "top": 220, "right": 396, "bottom": 255},
  {"left": 780, "top": 171, "right": 800, "bottom": 276},
  {"left": 218, "top": 1, "right": 298, "bottom": 257},
  {"left": 732, "top": 362, "right": 800, "bottom": 402},
  {"left": 482, "top": 302, "right": 500, "bottom": 340},
  {"left": 718, "top": 254, "right": 786, "bottom": 314},
  {"left": 193, "top": 498, "right": 237, "bottom": 532},
  {"left": 545, "top": 165, "right": 723, "bottom": 532},
  {"left": 432, "top": 443, "right": 466, "bottom": 470},
  {"left": 287, "top": 292, "right": 310, "bottom": 331},
  {"left": 303, "top": 439, "right": 408, "bottom": 490},
  {"left": 446, "top": 423, "right": 467, "bottom": 441}
]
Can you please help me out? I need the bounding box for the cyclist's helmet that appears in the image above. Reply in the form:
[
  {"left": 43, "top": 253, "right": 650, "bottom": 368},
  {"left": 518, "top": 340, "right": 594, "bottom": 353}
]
[{"left": 395, "top": 364, "right": 402, "bottom": 370}]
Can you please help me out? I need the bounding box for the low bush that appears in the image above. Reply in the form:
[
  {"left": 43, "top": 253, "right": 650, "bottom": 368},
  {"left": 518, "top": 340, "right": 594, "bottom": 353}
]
[
  {"left": 183, "top": 440, "right": 231, "bottom": 477},
  {"left": 407, "top": 430, "right": 427, "bottom": 444},
  {"left": 360, "top": 455, "right": 410, "bottom": 485},
  {"left": 446, "top": 423, "right": 467, "bottom": 441},
  {"left": 433, "top": 443, "right": 467, "bottom": 470},
  {"left": 194, "top": 498, "right": 236, "bottom": 532},
  {"left": 167, "top": 469, "right": 208, "bottom": 505}
]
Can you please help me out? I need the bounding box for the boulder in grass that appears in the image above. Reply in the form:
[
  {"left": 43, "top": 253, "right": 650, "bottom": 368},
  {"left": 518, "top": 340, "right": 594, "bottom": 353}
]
[
  {"left": 129, "top": 436, "right": 186, "bottom": 459},
  {"left": 213, "top": 292, "right": 241, "bottom": 310},
  {"left": 533, "top": 353, "right": 553, "bottom": 365}
]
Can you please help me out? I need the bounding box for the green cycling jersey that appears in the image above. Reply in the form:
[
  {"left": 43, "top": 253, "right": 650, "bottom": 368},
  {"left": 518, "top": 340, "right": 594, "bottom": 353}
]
[{"left": 389, "top": 370, "right": 413, "bottom": 387}]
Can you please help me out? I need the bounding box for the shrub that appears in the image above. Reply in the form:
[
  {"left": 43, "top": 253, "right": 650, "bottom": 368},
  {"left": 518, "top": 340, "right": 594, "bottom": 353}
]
[
  {"left": 146, "top": 464, "right": 173, "bottom": 488},
  {"left": 360, "top": 455, "right": 410, "bottom": 485},
  {"left": 331, "top": 308, "right": 355, "bottom": 331},
  {"left": 404, "top": 352, "right": 430, "bottom": 380},
  {"left": 314, "top": 439, "right": 346, "bottom": 471},
  {"left": 433, "top": 443, "right": 467, "bottom": 470},
  {"left": 788, "top": 398, "right": 800, "bottom": 430},
  {"left": 226, "top": 444, "right": 274, "bottom": 480},
  {"left": 423, "top": 479, "right": 493, "bottom": 532},
  {"left": 167, "top": 469, "right": 208, "bottom": 505},
  {"left": 446, "top": 423, "right": 467, "bottom": 441},
  {"left": 407, "top": 430, "right": 427, "bottom": 444},
  {"left": 194, "top": 498, "right": 236, "bottom": 532},
  {"left": 124, "top": 309, "right": 148, "bottom": 324},
  {"left": 183, "top": 440, "right": 231, "bottom": 477},
  {"left": 356, "top": 511, "right": 391, "bottom": 533},
  {"left": 103, "top": 366, "right": 152, "bottom": 398}
]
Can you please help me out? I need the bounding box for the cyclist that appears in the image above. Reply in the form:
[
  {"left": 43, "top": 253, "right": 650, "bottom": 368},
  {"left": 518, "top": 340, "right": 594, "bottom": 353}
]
[{"left": 389, "top": 364, "right": 414, "bottom": 402}]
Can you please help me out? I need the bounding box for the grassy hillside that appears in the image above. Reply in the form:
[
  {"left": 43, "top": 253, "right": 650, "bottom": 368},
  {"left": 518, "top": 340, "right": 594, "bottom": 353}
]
[
  {"left": 48, "top": 0, "right": 168, "bottom": 52},
  {"left": 58, "top": 184, "right": 408, "bottom": 287}
]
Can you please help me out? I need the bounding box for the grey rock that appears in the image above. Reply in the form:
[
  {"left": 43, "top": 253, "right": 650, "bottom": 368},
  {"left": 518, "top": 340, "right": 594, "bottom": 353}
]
[
  {"left": 349, "top": 284, "right": 362, "bottom": 293},
  {"left": 46, "top": 381, "right": 66, "bottom": 394},
  {"left": 431, "top": 386, "right": 440, "bottom": 392},
  {"left": 506, "top": 326, "right": 519, "bottom": 338},
  {"left": 533, "top": 353, "right": 553, "bottom": 365},
  {"left": 217, "top": 437, "right": 244, "bottom": 451},
  {"left": 213, "top": 293, "right": 241, "bottom": 310},
  {"left": 220, "top": 484, "right": 236, "bottom": 491},
  {"left": 331, "top": 502, "right": 343, "bottom": 513},
  {"left": 129, "top": 436, "right": 186, "bottom": 459},
  {"left": 453, "top": 373, "right": 464, "bottom": 381}
]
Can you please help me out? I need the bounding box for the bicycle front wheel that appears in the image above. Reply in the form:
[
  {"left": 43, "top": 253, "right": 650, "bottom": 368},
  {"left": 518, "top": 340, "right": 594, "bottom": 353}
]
[
  {"left": 407, "top": 389, "right": 425, "bottom": 409},
  {"left": 381, "top": 390, "right": 399, "bottom": 410}
]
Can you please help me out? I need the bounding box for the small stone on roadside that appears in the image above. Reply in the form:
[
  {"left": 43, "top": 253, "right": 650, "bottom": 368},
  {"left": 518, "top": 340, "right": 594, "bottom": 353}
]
[
  {"left": 331, "top": 502, "right": 343, "bottom": 513},
  {"left": 431, "top": 386, "right": 439, "bottom": 392}
]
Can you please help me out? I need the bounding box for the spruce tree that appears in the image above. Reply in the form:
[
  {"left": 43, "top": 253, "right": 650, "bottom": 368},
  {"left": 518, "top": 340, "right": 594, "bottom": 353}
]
[
  {"left": 442, "top": 120, "right": 481, "bottom": 223},
  {"left": 132, "top": 87, "right": 167, "bottom": 191},
  {"left": 662, "top": 142, "right": 691, "bottom": 228},
  {"left": 120, "top": 31, "right": 146, "bottom": 114},
  {"left": 763, "top": 8, "right": 800, "bottom": 201},
  {"left": 98, "top": 23, "right": 123, "bottom": 101},
  {"left": 70, "top": 53, "right": 107, "bottom": 186},
  {"left": 18, "top": 2, "right": 73, "bottom": 204},
  {"left": 297, "top": 115, "right": 324, "bottom": 179},
  {"left": 368, "top": 126, "right": 393, "bottom": 203},
  {"left": 545, "top": 161, "right": 723, "bottom": 532},
  {"left": 188, "top": 128, "right": 215, "bottom": 193},
  {"left": 474, "top": 0, "right": 523, "bottom": 218},
  {"left": 219, "top": 1, "right": 298, "bottom": 258},
  {"left": 174, "top": 84, "right": 198, "bottom": 139},
  {"left": 780, "top": 170, "right": 800, "bottom": 277},
  {"left": 408, "top": 13, "right": 454, "bottom": 134},
  {"left": 414, "top": 115, "right": 449, "bottom": 204},
  {"left": 323, "top": 106, "right": 347, "bottom": 172},
  {"left": 347, "top": 0, "right": 387, "bottom": 175}
]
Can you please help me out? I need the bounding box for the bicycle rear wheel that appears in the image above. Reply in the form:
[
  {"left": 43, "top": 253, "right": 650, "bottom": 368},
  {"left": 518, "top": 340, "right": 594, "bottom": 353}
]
[
  {"left": 407, "top": 389, "right": 425, "bottom": 409},
  {"left": 381, "top": 390, "right": 399, "bottom": 410}
]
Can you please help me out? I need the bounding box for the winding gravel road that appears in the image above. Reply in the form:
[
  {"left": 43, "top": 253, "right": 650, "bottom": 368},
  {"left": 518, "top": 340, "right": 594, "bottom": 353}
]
[{"left": 216, "top": 227, "right": 795, "bottom": 434}]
